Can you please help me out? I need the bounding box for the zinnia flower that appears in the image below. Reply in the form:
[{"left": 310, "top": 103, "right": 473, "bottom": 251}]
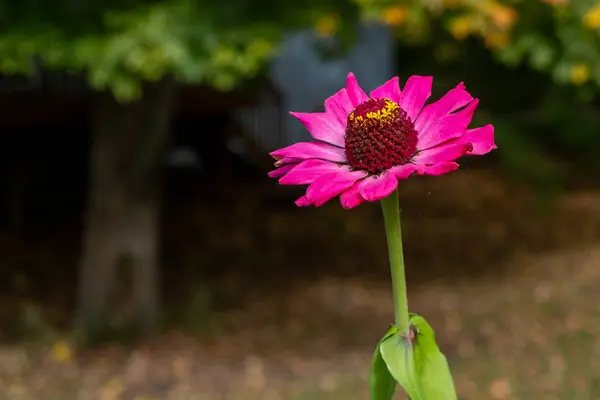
[{"left": 269, "top": 73, "right": 496, "bottom": 209}]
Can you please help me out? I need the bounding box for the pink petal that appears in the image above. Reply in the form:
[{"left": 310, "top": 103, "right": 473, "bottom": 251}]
[
  {"left": 416, "top": 99, "right": 480, "bottom": 151},
  {"left": 459, "top": 124, "right": 497, "bottom": 155},
  {"left": 390, "top": 164, "right": 417, "bottom": 180},
  {"left": 279, "top": 159, "right": 345, "bottom": 185},
  {"left": 399, "top": 76, "right": 433, "bottom": 123},
  {"left": 324, "top": 88, "right": 354, "bottom": 128},
  {"left": 268, "top": 164, "right": 295, "bottom": 179},
  {"left": 270, "top": 141, "right": 347, "bottom": 163},
  {"left": 358, "top": 171, "right": 399, "bottom": 202},
  {"left": 274, "top": 157, "right": 301, "bottom": 167},
  {"left": 413, "top": 142, "right": 473, "bottom": 165},
  {"left": 370, "top": 76, "right": 402, "bottom": 104},
  {"left": 416, "top": 162, "right": 459, "bottom": 176},
  {"left": 289, "top": 112, "right": 345, "bottom": 147},
  {"left": 306, "top": 168, "right": 368, "bottom": 207},
  {"left": 345, "top": 73, "right": 369, "bottom": 107},
  {"left": 295, "top": 196, "right": 312, "bottom": 207},
  {"left": 414, "top": 83, "right": 473, "bottom": 141},
  {"left": 340, "top": 183, "right": 365, "bottom": 209}
]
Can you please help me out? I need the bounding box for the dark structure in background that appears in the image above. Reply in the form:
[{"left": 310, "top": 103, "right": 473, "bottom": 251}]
[{"left": 0, "top": 69, "right": 283, "bottom": 342}]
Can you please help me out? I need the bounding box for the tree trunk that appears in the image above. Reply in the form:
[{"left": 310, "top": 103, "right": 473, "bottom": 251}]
[{"left": 75, "top": 78, "right": 176, "bottom": 343}]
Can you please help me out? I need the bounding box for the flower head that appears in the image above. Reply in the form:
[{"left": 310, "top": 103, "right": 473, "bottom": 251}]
[{"left": 269, "top": 73, "right": 496, "bottom": 209}]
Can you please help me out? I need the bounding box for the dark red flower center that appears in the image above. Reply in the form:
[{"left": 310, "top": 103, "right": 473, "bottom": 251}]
[{"left": 344, "top": 98, "right": 418, "bottom": 175}]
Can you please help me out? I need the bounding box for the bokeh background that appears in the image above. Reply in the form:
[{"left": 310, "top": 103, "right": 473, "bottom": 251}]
[{"left": 1, "top": 0, "right": 600, "bottom": 399}]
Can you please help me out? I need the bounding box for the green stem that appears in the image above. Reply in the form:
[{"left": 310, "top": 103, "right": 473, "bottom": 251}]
[{"left": 380, "top": 189, "right": 409, "bottom": 334}]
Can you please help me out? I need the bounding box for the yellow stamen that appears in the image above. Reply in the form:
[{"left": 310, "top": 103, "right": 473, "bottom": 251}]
[{"left": 348, "top": 99, "right": 400, "bottom": 127}]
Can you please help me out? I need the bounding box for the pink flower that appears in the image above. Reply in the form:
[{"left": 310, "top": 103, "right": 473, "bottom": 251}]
[{"left": 269, "top": 73, "right": 496, "bottom": 209}]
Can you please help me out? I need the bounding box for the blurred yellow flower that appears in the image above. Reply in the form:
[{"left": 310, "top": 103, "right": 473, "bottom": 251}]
[
  {"left": 485, "top": 1, "right": 517, "bottom": 29},
  {"left": 569, "top": 64, "right": 591, "bottom": 85},
  {"left": 484, "top": 32, "right": 510, "bottom": 49},
  {"left": 380, "top": 5, "right": 409, "bottom": 27},
  {"left": 583, "top": 4, "right": 600, "bottom": 29},
  {"left": 51, "top": 340, "right": 73, "bottom": 364},
  {"left": 449, "top": 15, "right": 475, "bottom": 40},
  {"left": 315, "top": 14, "right": 339, "bottom": 38}
]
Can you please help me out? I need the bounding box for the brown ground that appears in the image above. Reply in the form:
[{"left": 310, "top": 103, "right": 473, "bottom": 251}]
[{"left": 1, "top": 168, "right": 600, "bottom": 399}]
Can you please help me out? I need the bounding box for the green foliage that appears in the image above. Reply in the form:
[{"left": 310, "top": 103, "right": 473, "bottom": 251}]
[
  {"left": 0, "top": 0, "right": 359, "bottom": 101},
  {"left": 356, "top": 0, "right": 600, "bottom": 91},
  {"left": 497, "top": 0, "right": 600, "bottom": 89},
  {"left": 3, "top": 0, "right": 599, "bottom": 183},
  {"left": 370, "top": 325, "right": 397, "bottom": 400},
  {"left": 350, "top": 0, "right": 600, "bottom": 184},
  {"left": 378, "top": 314, "right": 457, "bottom": 400}
]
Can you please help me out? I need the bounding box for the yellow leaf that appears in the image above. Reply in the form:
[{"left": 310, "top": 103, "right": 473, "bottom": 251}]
[
  {"left": 315, "top": 14, "right": 339, "bottom": 38},
  {"left": 449, "top": 15, "right": 475, "bottom": 40},
  {"left": 51, "top": 340, "right": 73, "bottom": 364},
  {"left": 569, "top": 64, "right": 591, "bottom": 85},
  {"left": 583, "top": 4, "right": 600, "bottom": 29},
  {"left": 380, "top": 6, "right": 409, "bottom": 27},
  {"left": 484, "top": 32, "right": 510, "bottom": 50},
  {"left": 485, "top": 1, "right": 517, "bottom": 30}
]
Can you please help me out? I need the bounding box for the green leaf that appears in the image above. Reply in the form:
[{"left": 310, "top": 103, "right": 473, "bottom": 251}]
[
  {"left": 379, "top": 313, "right": 457, "bottom": 400},
  {"left": 420, "top": 350, "right": 456, "bottom": 400},
  {"left": 380, "top": 330, "right": 420, "bottom": 399},
  {"left": 0, "top": 0, "right": 362, "bottom": 99},
  {"left": 528, "top": 41, "right": 556, "bottom": 71},
  {"left": 370, "top": 325, "right": 398, "bottom": 400}
]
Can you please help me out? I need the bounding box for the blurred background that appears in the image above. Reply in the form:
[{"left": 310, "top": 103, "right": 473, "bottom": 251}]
[{"left": 0, "top": 0, "right": 600, "bottom": 398}]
